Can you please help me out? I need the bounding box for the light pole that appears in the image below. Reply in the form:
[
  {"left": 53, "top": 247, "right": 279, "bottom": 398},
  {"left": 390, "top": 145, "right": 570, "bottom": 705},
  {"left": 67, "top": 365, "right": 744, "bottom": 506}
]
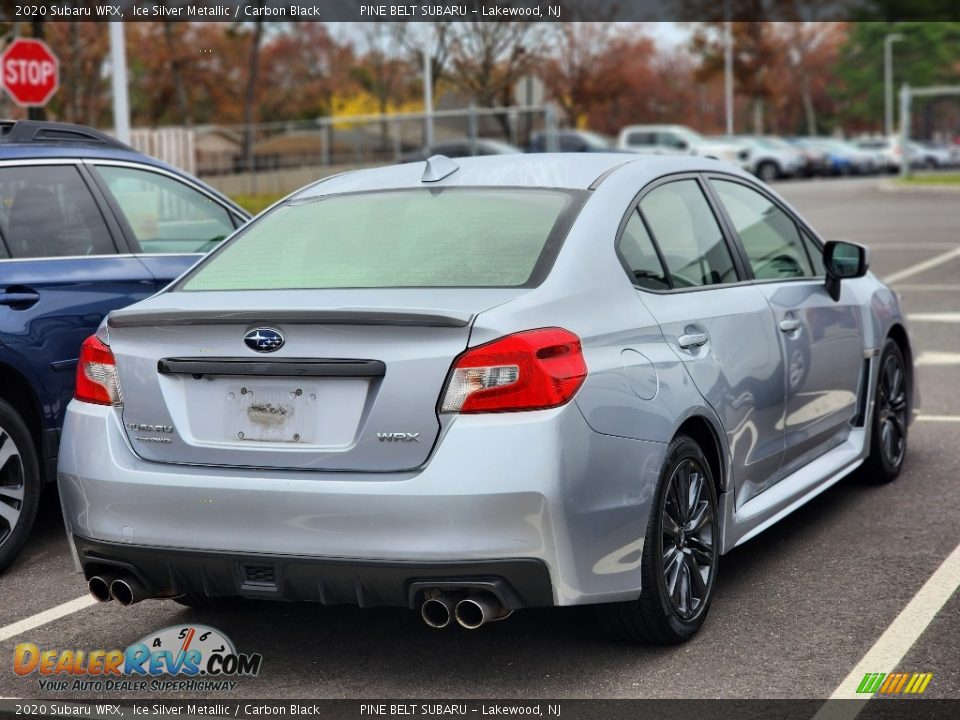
[
  {"left": 109, "top": 22, "right": 130, "bottom": 144},
  {"left": 724, "top": 20, "right": 734, "bottom": 134},
  {"left": 884, "top": 32, "right": 904, "bottom": 137},
  {"left": 422, "top": 25, "right": 434, "bottom": 147}
]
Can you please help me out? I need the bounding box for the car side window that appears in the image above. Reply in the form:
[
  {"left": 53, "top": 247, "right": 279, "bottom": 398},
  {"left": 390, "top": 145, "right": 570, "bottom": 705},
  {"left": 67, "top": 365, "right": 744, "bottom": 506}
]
[
  {"left": 617, "top": 210, "right": 670, "bottom": 291},
  {"left": 627, "top": 132, "right": 656, "bottom": 147},
  {"left": 710, "top": 179, "right": 813, "bottom": 280},
  {"left": 659, "top": 132, "right": 685, "bottom": 149},
  {"left": 93, "top": 165, "right": 235, "bottom": 255},
  {"left": 639, "top": 180, "right": 738, "bottom": 288},
  {"left": 0, "top": 165, "right": 114, "bottom": 259}
]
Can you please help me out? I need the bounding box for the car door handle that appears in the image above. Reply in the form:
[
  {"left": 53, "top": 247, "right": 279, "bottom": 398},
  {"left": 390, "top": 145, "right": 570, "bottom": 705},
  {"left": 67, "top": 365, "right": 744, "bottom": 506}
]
[
  {"left": 0, "top": 290, "right": 40, "bottom": 307},
  {"left": 779, "top": 318, "right": 800, "bottom": 333},
  {"left": 678, "top": 332, "right": 709, "bottom": 349}
]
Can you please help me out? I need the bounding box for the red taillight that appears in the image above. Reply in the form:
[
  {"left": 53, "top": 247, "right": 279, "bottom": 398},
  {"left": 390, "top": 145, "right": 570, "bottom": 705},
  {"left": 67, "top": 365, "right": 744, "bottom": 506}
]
[
  {"left": 440, "top": 328, "right": 587, "bottom": 414},
  {"left": 75, "top": 335, "right": 122, "bottom": 406}
]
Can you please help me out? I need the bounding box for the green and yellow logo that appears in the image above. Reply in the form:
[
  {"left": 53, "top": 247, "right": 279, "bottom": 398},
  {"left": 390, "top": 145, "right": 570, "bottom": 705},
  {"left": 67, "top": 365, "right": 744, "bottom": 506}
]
[{"left": 857, "top": 672, "right": 933, "bottom": 695}]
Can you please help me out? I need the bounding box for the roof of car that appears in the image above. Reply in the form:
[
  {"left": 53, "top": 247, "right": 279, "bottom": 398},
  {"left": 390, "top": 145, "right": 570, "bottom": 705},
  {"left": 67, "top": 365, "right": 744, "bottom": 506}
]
[
  {"left": 295, "top": 153, "right": 736, "bottom": 196},
  {"left": 0, "top": 121, "right": 244, "bottom": 213},
  {"left": 0, "top": 119, "right": 174, "bottom": 167},
  {"left": 618, "top": 124, "right": 689, "bottom": 133},
  {"left": 0, "top": 143, "right": 157, "bottom": 164}
]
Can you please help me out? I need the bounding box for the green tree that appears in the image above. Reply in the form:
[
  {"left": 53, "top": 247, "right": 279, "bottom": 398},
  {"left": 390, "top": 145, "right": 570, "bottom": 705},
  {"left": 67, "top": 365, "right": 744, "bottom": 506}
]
[{"left": 833, "top": 22, "right": 960, "bottom": 134}]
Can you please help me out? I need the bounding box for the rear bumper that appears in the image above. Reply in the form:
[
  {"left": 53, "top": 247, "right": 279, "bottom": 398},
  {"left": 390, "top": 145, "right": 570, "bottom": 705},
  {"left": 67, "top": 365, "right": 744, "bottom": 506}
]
[
  {"left": 74, "top": 535, "right": 553, "bottom": 609},
  {"left": 58, "top": 399, "right": 667, "bottom": 607}
]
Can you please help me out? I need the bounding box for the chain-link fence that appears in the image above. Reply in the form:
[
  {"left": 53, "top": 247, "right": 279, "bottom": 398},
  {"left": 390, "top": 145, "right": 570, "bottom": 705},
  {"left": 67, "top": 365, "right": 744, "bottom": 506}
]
[{"left": 129, "top": 105, "right": 556, "bottom": 196}]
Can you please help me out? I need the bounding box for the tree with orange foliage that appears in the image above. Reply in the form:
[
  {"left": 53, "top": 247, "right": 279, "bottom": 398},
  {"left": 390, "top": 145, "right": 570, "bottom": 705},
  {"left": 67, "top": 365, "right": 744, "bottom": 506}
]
[
  {"left": 690, "top": 21, "right": 781, "bottom": 134},
  {"left": 260, "top": 23, "right": 357, "bottom": 121},
  {"left": 37, "top": 22, "right": 110, "bottom": 126},
  {"left": 541, "top": 23, "right": 629, "bottom": 128}
]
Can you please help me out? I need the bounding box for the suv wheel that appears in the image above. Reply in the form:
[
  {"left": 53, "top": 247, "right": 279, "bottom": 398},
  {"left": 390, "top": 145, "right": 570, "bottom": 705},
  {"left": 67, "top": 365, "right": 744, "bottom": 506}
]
[
  {"left": 596, "top": 434, "right": 719, "bottom": 644},
  {"left": 0, "top": 399, "right": 41, "bottom": 574},
  {"left": 757, "top": 161, "right": 779, "bottom": 182}
]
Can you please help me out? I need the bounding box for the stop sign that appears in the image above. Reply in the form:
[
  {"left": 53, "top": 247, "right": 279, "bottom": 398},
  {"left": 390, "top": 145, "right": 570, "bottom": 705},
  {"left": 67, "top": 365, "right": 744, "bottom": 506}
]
[{"left": 1, "top": 38, "right": 59, "bottom": 107}]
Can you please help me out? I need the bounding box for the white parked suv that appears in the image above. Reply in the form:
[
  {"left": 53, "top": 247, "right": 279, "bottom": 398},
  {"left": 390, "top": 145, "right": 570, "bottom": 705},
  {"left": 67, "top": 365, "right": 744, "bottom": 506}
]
[
  {"left": 617, "top": 124, "right": 749, "bottom": 169},
  {"left": 720, "top": 136, "right": 804, "bottom": 181}
]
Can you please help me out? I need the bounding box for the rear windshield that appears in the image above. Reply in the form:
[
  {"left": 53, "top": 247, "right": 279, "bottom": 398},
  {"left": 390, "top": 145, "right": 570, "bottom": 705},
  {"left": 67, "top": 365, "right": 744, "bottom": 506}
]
[{"left": 179, "top": 188, "right": 580, "bottom": 291}]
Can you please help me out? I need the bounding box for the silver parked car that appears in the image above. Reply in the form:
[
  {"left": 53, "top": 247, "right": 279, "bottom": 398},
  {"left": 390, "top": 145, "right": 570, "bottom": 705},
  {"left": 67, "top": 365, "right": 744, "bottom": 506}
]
[{"left": 59, "top": 154, "right": 915, "bottom": 645}]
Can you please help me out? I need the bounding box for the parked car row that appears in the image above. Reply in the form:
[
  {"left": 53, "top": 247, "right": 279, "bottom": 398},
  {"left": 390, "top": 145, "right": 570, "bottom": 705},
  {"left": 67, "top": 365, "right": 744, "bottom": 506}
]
[
  {"left": 854, "top": 136, "right": 960, "bottom": 172},
  {"left": 404, "top": 124, "right": 960, "bottom": 182}
]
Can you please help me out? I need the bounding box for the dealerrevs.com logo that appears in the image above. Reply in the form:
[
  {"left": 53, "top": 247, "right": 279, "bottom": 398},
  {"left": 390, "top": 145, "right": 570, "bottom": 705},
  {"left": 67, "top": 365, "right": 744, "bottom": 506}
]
[{"left": 13, "top": 625, "right": 262, "bottom": 693}]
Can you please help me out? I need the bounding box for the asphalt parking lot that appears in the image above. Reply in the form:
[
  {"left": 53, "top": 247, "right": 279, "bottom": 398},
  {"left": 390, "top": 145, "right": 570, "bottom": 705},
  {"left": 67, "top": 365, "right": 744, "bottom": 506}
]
[{"left": 1, "top": 176, "right": 958, "bottom": 702}]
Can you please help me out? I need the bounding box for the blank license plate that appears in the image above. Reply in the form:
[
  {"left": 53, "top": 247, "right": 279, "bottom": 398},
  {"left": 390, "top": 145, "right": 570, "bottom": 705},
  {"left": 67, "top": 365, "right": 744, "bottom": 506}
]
[{"left": 225, "top": 383, "right": 318, "bottom": 443}]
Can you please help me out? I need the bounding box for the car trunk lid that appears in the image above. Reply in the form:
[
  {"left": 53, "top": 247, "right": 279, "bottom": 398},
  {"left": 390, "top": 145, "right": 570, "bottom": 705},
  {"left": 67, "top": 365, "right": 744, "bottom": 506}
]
[{"left": 108, "top": 289, "right": 520, "bottom": 473}]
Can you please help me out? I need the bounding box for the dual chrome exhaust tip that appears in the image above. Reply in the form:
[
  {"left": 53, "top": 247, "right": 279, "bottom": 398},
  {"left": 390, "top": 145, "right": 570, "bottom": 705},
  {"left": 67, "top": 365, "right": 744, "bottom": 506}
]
[
  {"left": 420, "top": 591, "right": 512, "bottom": 630},
  {"left": 87, "top": 573, "right": 150, "bottom": 607},
  {"left": 90, "top": 574, "right": 513, "bottom": 624}
]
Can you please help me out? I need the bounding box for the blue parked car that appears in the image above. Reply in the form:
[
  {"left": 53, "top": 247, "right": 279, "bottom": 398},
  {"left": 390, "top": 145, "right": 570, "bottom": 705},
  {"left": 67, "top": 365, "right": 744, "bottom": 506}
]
[
  {"left": 0, "top": 121, "right": 249, "bottom": 571},
  {"left": 788, "top": 138, "right": 877, "bottom": 176}
]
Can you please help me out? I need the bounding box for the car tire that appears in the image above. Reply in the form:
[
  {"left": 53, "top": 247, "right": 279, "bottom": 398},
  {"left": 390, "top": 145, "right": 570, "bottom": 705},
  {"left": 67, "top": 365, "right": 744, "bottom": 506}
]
[
  {"left": 861, "top": 339, "right": 909, "bottom": 484},
  {"left": 596, "top": 434, "right": 719, "bottom": 645},
  {"left": 757, "top": 161, "right": 779, "bottom": 182},
  {"left": 0, "top": 399, "right": 41, "bottom": 574}
]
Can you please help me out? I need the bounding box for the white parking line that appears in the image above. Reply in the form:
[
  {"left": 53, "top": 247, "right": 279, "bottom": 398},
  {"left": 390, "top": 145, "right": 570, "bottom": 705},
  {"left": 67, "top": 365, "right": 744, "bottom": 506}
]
[
  {"left": 907, "top": 312, "right": 960, "bottom": 323},
  {"left": 0, "top": 595, "right": 96, "bottom": 643},
  {"left": 869, "top": 243, "right": 958, "bottom": 250},
  {"left": 916, "top": 415, "right": 960, "bottom": 423},
  {"left": 895, "top": 284, "right": 960, "bottom": 292},
  {"left": 813, "top": 541, "right": 960, "bottom": 719},
  {"left": 916, "top": 351, "right": 960, "bottom": 366},
  {"left": 884, "top": 246, "right": 960, "bottom": 284}
]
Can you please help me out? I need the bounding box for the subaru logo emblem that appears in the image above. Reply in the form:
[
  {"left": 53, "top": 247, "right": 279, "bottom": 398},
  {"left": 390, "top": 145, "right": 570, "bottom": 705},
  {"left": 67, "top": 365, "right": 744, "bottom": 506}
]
[{"left": 244, "top": 328, "right": 284, "bottom": 353}]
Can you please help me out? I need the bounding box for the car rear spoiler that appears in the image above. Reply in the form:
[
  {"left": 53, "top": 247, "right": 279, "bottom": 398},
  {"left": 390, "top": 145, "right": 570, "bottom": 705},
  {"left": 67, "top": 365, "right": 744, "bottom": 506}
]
[{"left": 106, "top": 308, "right": 473, "bottom": 329}]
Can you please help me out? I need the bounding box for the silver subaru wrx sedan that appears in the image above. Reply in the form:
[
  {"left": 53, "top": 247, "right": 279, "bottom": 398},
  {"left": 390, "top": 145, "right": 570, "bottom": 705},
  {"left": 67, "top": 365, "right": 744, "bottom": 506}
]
[{"left": 59, "top": 154, "right": 915, "bottom": 644}]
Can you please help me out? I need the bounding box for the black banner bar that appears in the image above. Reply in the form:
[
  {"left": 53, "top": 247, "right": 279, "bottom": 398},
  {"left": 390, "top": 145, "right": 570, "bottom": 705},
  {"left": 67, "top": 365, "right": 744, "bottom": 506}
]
[
  {"left": 2, "top": 0, "right": 960, "bottom": 23},
  {"left": 2, "top": 700, "right": 960, "bottom": 720}
]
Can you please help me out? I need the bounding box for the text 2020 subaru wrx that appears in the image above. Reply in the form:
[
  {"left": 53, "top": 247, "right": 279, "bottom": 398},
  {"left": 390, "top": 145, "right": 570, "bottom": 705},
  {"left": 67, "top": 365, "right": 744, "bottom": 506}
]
[{"left": 58, "top": 154, "right": 915, "bottom": 644}]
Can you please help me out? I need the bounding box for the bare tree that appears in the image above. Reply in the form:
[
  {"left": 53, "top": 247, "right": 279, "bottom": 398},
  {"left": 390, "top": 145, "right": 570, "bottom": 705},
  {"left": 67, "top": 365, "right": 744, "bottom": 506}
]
[
  {"left": 390, "top": 22, "right": 454, "bottom": 98},
  {"left": 779, "top": 22, "right": 845, "bottom": 136},
  {"left": 354, "top": 23, "right": 412, "bottom": 148},
  {"left": 446, "top": 20, "right": 545, "bottom": 134},
  {"left": 234, "top": 15, "right": 265, "bottom": 173},
  {"left": 448, "top": 22, "right": 537, "bottom": 106},
  {"left": 162, "top": 17, "right": 191, "bottom": 126}
]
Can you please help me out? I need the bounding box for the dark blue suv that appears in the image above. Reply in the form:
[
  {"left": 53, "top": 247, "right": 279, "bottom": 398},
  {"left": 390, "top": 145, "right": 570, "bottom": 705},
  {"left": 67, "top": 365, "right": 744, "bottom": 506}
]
[{"left": 0, "top": 121, "right": 249, "bottom": 571}]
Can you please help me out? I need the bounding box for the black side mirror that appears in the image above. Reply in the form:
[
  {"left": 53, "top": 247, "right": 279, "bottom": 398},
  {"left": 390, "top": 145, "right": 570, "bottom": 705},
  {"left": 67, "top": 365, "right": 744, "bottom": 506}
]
[{"left": 824, "top": 240, "right": 869, "bottom": 301}]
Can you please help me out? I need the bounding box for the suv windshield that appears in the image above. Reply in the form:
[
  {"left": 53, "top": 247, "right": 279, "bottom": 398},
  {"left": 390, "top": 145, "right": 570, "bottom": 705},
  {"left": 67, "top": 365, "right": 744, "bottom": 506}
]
[{"left": 180, "top": 188, "right": 580, "bottom": 291}]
